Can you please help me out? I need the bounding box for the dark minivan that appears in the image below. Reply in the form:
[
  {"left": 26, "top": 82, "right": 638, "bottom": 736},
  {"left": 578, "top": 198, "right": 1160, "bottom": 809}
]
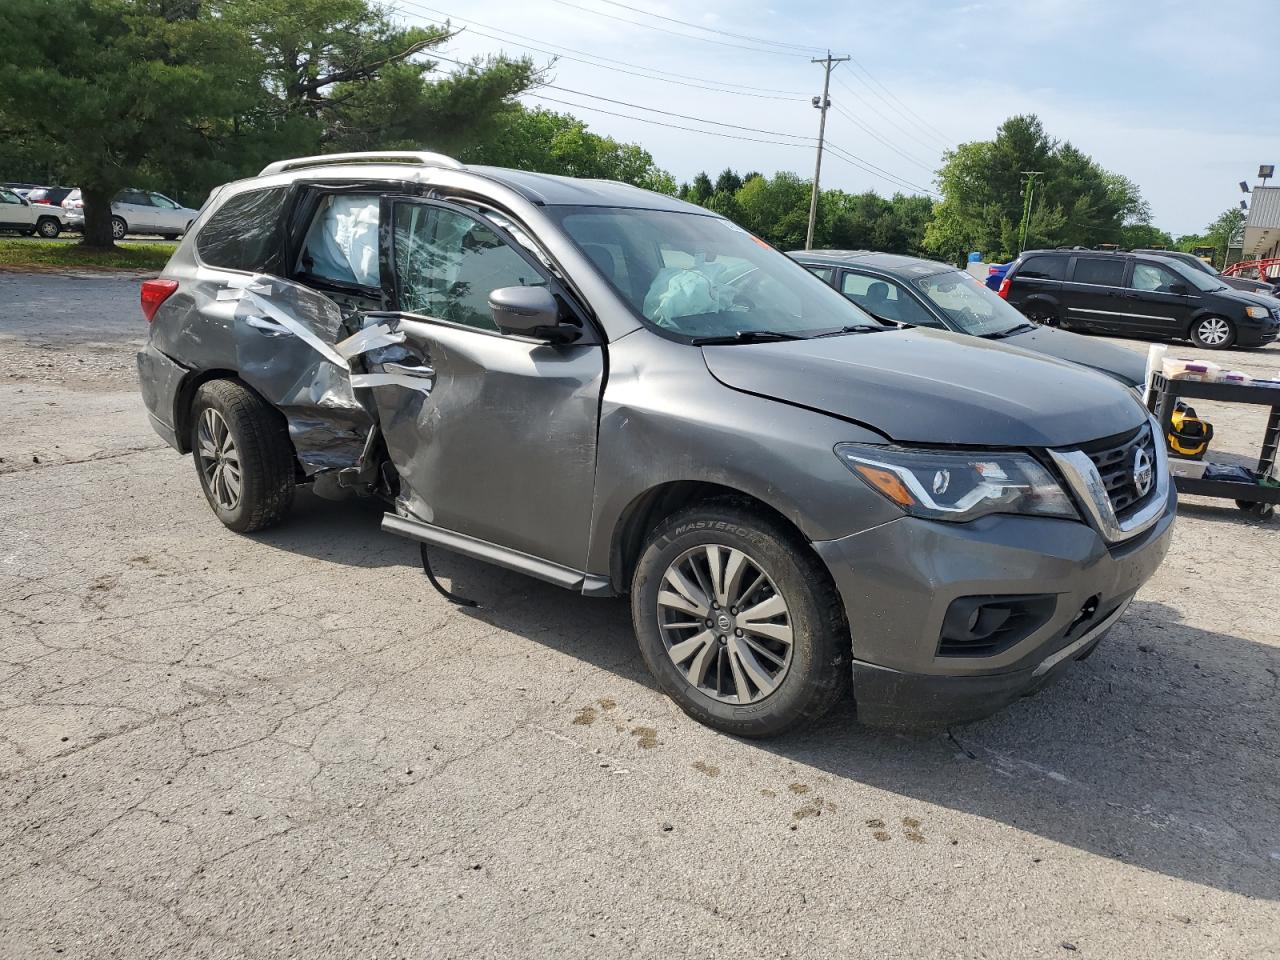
[{"left": 1000, "top": 249, "right": 1280, "bottom": 349}]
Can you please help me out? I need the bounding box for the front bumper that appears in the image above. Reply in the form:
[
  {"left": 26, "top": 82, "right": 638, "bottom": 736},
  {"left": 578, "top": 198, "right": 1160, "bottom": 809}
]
[
  {"left": 1235, "top": 319, "right": 1279, "bottom": 347},
  {"left": 812, "top": 485, "right": 1176, "bottom": 726}
]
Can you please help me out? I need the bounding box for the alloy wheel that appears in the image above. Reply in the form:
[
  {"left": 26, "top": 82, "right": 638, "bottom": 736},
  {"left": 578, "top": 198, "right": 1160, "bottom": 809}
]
[
  {"left": 1195, "top": 317, "right": 1230, "bottom": 346},
  {"left": 656, "top": 544, "right": 794, "bottom": 704},
  {"left": 111, "top": 218, "right": 126, "bottom": 240},
  {"left": 196, "top": 407, "right": 242, "bottom": 510}
]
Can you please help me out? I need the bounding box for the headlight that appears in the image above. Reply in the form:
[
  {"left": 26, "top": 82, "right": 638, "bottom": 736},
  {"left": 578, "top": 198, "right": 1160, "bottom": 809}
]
[
  {"left": 1245, "top": 305, "right": 1269, "bottom": 319},
  {"left": 835, "top": 443, "right": 1078, "bottom": 522}
]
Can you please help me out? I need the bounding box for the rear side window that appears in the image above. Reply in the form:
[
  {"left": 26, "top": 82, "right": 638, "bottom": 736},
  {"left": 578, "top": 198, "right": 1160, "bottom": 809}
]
[
  {"left": 1072, "top": 257, "right": 1126, "bottom": 286},
  {"left": 1015, "top": 255, "right": 1066, "bottom": 281},
  {"left": 196, "top": 186, "right": 290, "bottom": 273}
]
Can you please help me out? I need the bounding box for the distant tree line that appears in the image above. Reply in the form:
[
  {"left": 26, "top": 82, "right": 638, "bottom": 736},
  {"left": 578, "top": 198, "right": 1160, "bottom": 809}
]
[{"left": 0, "top": 2, "right": 1202, "bottom": 262}]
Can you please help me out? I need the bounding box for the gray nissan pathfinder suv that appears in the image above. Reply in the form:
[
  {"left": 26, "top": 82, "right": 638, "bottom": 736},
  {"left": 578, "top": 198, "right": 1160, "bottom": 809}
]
[{"left": 136, "top": 152, "right": 1176, "bottom": 737}]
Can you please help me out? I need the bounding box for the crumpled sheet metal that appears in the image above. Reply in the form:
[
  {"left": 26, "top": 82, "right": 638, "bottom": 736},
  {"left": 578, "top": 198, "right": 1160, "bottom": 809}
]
[{"left": 214, "top": 274, "right": 425, "bottom": 475}]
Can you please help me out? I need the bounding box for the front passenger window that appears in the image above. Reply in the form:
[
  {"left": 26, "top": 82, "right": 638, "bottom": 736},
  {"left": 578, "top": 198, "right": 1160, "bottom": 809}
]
[
  {"left": 1130, "top": 263, "right": 1179, "bottom": 293},
  {"left": 393, "top": 204, "right": 547, "bottom": 331}
]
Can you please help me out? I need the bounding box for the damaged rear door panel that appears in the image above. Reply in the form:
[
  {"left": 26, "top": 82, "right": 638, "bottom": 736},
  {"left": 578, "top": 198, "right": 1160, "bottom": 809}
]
[{"left": 150, "top": 270, "right": 376, "bottom": 478}]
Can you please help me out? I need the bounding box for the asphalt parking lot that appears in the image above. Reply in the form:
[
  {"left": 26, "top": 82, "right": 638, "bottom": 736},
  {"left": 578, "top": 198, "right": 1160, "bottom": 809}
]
[{"left": 2, "top": 271, "right": 1278, "bottom": 959}]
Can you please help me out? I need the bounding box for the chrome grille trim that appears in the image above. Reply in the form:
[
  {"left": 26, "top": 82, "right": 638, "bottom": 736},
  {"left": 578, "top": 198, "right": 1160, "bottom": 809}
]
[{"left": 1048, "top": 415, "right": 1169, "bottom": 544}]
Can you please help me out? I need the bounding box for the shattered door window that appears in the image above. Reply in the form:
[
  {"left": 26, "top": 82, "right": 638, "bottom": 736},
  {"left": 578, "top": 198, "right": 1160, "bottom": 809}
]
[{"left": 393, "top": 204, "right": 547, "bottom": 331}]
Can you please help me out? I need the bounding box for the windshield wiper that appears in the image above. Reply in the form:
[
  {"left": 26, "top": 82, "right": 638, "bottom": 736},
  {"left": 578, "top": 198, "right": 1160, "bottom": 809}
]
[
  {"left": 983, "top": 322, "right": 1036, "bottom": 339},
  {"left": 691, "top": 330, "right": 807, "bottom": 345},
  {"left": 811, "top": 324, "right": 886, "bottom": 338}
]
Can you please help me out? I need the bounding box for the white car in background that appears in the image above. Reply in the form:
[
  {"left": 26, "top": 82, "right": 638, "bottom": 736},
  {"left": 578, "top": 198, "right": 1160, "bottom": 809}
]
[
  {"left": 62, "top": 188, "right": 200, "bottom": 240},
  {"left": 0, "top": 186, "right": 65, "bottom": 237}
]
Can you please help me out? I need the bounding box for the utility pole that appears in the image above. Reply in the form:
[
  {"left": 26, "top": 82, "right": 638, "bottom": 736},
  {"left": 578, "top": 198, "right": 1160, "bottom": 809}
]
[
  {"left": 1018, "top": 170, "right": 1043, "bottom": 254},
  {"left": 805, "top": 51, "right": 849, "bottom": 250}
]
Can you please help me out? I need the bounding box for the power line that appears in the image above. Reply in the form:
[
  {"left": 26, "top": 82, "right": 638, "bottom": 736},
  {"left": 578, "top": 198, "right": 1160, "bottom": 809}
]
[
  {"left": 543, "top": 84, "right": 813, "bottom": 140},
  {"left": 828, "top": 102, "right": 936, "bottom": 173},
  {"left": 585, "top": 0, "right": 826, "bottom": 54},
  {"left": 832, "top": 75, "right": 946, "bottom": 155},
  {"left": 523, "top": 92, "right": 818, "bottom": 148},
  {"left": 394, "top": 2, "right": 807, "bottom": 99},
  {"left": 824, "top": 141, "right": 940, "bottom": 197},
  {"left": 843, "top": 58, "right": 954, "bottom": 147},
  {"left": 544, "top": 0, "right": 811, "bottom": 58}
]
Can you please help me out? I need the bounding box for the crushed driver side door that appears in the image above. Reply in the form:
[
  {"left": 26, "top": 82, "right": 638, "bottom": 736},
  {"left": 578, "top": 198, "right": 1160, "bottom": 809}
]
[{"left": 364, "top": 196, "right": 605, "bottom": 575}]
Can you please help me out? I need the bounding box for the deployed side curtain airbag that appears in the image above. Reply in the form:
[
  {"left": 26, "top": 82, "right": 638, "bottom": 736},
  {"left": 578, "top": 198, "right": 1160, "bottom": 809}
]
[{"left": 297, "top": 195, "right": 380, "bottom": 287}]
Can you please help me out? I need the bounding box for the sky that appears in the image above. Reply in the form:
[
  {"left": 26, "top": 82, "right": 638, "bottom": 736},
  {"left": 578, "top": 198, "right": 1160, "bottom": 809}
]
[{"left": 396, "top": 0, "right": 1277, "bottom": 237}]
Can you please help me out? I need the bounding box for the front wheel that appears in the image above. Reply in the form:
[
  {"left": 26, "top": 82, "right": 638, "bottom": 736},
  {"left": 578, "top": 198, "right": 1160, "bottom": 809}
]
[
  {"left": 110, "top": 216, "right": 127, "bottom": 241},
  {"left": 189, "top": 380, "right": 296, "bottom": 533},
  {"left": 1190, "top": 315, "right": 1234, "bottom": 349},
  {"left": 1025, "top": 303, "right": 1059, "bottom": 327},
  {"left": 631, "top": 501, "right": 849, "bottom": 738}
]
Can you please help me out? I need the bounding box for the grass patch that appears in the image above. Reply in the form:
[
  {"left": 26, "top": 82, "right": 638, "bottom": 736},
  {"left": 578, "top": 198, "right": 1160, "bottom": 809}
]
[{"left": 0, "top": 238, "right": 176, "bottom": 272}]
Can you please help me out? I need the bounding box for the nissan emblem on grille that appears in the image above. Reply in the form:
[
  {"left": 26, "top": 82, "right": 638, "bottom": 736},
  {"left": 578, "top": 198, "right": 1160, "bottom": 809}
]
[{"left": 1132, "top": 446, "right": 1154, "bottom": 498}]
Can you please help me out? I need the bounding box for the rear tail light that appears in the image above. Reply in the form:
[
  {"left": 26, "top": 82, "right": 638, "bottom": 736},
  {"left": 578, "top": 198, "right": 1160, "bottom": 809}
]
[
  {"left": 997, "top": 277, "right": 1011, "bottom": 299},
  {"left": 140, "top": 278, "right": 179, "bottom": 322}
]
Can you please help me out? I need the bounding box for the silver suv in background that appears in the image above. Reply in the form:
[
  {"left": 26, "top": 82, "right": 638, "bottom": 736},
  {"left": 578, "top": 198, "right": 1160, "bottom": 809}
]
[
  {"left": 63, "top": 188, "right": 200, "bottom": 239},
  {"left": 135, "top": 152, "right": 1175, "bottom": 737}
]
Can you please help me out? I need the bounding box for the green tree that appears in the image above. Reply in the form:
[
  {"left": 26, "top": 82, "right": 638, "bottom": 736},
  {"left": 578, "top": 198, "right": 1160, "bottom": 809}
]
[
  {"left": 0, "top": 0, "right": 261, "bottom": 246},
  {"left": 462, "top": 107, "right": 675, "bottom": 193},
  {"left": 925, "top": 114, "right": 1153, "bottom": 263},
  {"left": 218, "top": 0, "right": 538, "bottom": 157},
  {"left": 0, "top": 0, "right": 539, "bottom": 247}
]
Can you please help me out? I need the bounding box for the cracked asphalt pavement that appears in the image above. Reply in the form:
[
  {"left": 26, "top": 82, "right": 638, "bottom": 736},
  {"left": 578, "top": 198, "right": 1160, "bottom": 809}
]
[{"left": 2, "top": 271, "right": 1278, "bottom": 959}]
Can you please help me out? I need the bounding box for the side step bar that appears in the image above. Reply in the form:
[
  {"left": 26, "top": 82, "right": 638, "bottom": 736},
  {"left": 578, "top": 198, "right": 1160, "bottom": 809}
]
[{"left": 382, "top": 512, "right": 588, "bottom": 591}]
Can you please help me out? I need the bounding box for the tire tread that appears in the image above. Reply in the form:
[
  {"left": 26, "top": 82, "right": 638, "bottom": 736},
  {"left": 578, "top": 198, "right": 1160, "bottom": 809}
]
[{"left": 193, "top": 379, "right": 295, "bottom": 532}]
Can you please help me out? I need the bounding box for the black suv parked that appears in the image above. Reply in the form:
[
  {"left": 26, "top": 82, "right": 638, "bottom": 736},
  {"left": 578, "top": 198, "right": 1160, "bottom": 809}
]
[{"left": 1001, "top": 249, "right": 1280, "bottom": 349}]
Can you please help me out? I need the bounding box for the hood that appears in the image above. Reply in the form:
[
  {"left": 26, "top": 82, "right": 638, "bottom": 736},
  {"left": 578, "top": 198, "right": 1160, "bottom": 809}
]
[
  {"left": 1001, "top": 324, "right": 1147, "bottom": 387},
  {"left": 702, "top": 328, "right": 1147, "bottom": 448},
  {"left": 1222, "top": 288, "right": 1280, "bottom": 309}
]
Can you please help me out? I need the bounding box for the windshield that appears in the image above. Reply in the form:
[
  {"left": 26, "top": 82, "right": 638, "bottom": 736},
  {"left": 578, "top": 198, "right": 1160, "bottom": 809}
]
[
  {"left": 1164, "top": 259, "right": 1226, "bottom": 292},
  {"left": 546, "top": 206, "right": 880, "bottom": 340},
  {"left": 912, "top": 270, "right": 1030, "bottom": 336}
]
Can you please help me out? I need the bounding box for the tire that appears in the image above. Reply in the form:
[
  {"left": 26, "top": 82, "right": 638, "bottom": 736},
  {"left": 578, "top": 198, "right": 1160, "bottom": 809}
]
[
  {"left": 110, "top": 216, "right": 127, "bottom": 241},
  {"left": 189, "top": 379, "right": 296, "bottom": 533},
  {"left": 1190, "top": 315, "right": 1234, "bottom": 349},
  {"left": 1025, "top": 302, "right": 1059, "bottom": 327},
  {"left": 35, "top": 217, "right": 60, "bottom": 239},
  {"left": 630, "top": 500, "right": 849, "bottom": 738},
  {"left": 1236, "top": 500, "right": 1276, "bottom": 520}
]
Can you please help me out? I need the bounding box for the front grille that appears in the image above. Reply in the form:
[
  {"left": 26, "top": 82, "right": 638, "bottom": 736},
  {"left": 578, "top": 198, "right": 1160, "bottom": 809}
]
[{"left": 1079, "top": 424, "right": 1157, "bottom": 518}]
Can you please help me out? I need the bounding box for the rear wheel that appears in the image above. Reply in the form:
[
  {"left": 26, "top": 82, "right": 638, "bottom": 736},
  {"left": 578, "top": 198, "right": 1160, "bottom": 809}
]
[
  {"left": 110, "top": 216, "right": 127, "bottom": 241},
  {"left": 189, "top": 380, "right": 296, "bottom": 532},
  {"left": 1190, "top": 315, "right": 1234, "bottom": 349},
  {"left": 35, "top": 217, "right": 60, "bottom": 239},
  {"left": 631, "top": 501, "right": 849, "bottom": 738}
]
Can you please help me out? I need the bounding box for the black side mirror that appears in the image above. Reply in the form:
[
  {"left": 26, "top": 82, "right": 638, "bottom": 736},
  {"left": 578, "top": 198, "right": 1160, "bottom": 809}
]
[
  {"left": 1169, "top": 282, "right": 1189, "bottom": 295},
  {"left": 488, "top": 286, "right": 578, "bottom": 342}
]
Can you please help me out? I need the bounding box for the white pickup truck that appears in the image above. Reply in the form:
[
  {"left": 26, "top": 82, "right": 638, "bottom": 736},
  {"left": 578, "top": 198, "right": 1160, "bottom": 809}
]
[{"left": 0, "top": 186, "right": 64, "bottom": 237}]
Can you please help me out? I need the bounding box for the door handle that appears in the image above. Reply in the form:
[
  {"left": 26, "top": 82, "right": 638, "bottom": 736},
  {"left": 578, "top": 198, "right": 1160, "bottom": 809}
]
[
  {"left": 245, "top": 315, "right": 288, "bottom": 336},
  {"left": 382, "top": 361, "right": 434, "bottom": 378}
]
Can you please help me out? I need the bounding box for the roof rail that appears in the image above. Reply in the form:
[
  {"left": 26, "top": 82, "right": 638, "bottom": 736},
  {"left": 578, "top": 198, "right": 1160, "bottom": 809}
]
[{"left": 258, "top": 151, "right": 463, "bottom": 176}]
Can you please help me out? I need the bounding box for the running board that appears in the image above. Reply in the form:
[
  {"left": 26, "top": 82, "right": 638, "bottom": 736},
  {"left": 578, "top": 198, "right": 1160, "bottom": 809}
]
[{"left": 382, "top": 513, "right": 587, "bottom": 591}]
